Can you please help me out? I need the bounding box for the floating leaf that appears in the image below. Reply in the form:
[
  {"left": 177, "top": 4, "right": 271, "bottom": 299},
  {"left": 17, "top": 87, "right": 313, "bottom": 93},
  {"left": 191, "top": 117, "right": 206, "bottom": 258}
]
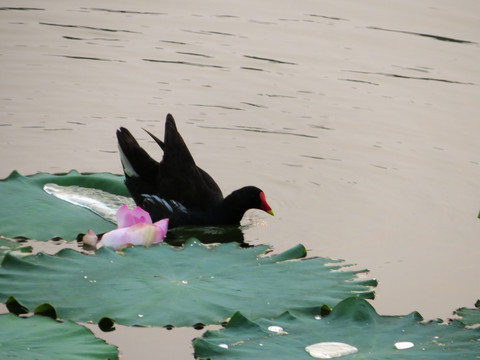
[
  {"left": 0, "top": 237, "right": 32, "bottom": 263},
  {"left": 0, "top": 170, "right": 130, "bottom": 241},
  {"left": 0, "top": 313, "right": 118, "bottom": 360},
  {"left": 455, "top": 300, "right": 480, "bottom": 326},
  {"left": 194, "top": 297, "right": 480, "bottom": 359},
  {"left": 0, "top": 240, "right": 376, "bottom": 327}
]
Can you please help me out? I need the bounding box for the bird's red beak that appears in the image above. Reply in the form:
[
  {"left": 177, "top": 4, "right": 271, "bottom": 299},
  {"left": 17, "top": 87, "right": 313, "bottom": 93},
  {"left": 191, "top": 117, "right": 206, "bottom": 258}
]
[{"left": 259, "top": 192, "right": 274, "bottom": 216}]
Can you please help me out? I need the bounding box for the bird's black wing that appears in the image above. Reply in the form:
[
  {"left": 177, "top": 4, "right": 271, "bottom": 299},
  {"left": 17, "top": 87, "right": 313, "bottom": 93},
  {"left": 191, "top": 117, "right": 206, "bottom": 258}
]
[{"left": 154, "top": 114, "right": 223, "bottom": 209}]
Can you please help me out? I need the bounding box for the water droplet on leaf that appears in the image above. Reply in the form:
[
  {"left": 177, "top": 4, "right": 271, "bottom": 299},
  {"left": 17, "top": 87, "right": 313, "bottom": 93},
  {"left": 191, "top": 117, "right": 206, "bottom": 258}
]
[
  {"left": 268, "top": 325, "right": 288, "bottom": 335},
  {"left": 394, "top": 341, "right": 414, "bottom": 350},
  {"left": 305, "top": 342, "right": 358, "bottom": 359}
]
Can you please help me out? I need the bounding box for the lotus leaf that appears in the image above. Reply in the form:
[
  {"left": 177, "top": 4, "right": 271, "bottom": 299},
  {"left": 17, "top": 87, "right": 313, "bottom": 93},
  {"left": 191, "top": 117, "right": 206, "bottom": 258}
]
[
  {"left": 0, "top": 170, "right": 129, "bottom": 241},
  {"left": 456, "top": 300, "right": 480, "bottom": 326},
  {"left": 0, "top": 313, "right": 118, "bottom": 360},
  {"left": 0, "top": 237, "right": 32, "bottom": 263},
  {"left": 0, "top": 240, "right": 376, "bottom": 327},
  {"left": 194, "top": 297, "right": 480, "bottom": 359}
]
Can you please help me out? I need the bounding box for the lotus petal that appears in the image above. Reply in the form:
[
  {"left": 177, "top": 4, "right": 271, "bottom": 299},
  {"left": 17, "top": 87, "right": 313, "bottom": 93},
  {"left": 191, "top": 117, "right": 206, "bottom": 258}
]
[
  {"left": 100, "top": 219, "right": 168, "bottom": 250},
  {"left": 153, "top": 218, "right": 169, "bottom": 237},
  {"left": 116, "top": 204, "right": 152, "bottom": 228}
]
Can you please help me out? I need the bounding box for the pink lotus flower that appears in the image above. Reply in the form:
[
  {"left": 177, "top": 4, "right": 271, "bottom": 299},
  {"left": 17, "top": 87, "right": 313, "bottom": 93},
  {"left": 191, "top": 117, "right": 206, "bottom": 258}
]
[
  {"left": 84, "top": 204, "right": 168, "bottom": 250},
  {"left": 116, "top": 204, "right": 152, "bottom": 228}
]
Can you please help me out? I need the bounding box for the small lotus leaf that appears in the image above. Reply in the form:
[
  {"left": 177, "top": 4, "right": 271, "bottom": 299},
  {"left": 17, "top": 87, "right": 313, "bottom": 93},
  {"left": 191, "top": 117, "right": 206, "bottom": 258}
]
[
  {"left": 0, "top": 240, "right": 376, "bottom": 327},
  {"left": 0, "top": 170, "right": 129, "bottom": 241},
  {"left": 455, "top": 300, "right": 480, "bottom": 326},
  {"left": 0, "top": 313, "right": 118, "bottom": 360},
  {"left": 194, "top": 297, "right": 480, "bottom": 359}
]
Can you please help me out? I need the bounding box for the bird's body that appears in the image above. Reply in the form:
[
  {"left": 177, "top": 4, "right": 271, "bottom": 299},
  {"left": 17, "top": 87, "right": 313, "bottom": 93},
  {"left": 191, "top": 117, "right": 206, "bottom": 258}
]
[{"left": 116, "top": 114, "right": 273, "bottom": 228}]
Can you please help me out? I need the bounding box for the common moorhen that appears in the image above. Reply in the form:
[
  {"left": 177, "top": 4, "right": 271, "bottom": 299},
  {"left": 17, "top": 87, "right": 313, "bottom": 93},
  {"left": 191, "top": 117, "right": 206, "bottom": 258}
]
[{"left": 116, "top": 114, "right": 274, "bottom": 228}]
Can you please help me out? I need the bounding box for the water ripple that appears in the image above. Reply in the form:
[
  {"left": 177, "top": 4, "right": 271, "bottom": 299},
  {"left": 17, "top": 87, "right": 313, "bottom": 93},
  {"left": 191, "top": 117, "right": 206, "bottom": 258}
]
[
  {"left": 240, "top": 67, "right": 265, "bottom": 72},
  {"left": 87, "top": 8, "right": 166, "bottom": 15},
  {"left": 199, "top": 125, "right": 318, "bottom": 138},
  {"left": 241, "top": 102, "right": 267, "bottom": 108},
  {"left": 0, "top": 7, "right": 44, "bottom": 11},
  {"left": 192, "top": 104, "right": 244, "bottom": 111},
  {"left": 55, "top": 55, "right": 125, "bottom": 62},
  {"left": 39, "top": 22, "right": 140, "bottom": 34},
  {"left": 306, "top": 14, "right": 348, "bottom": 21},
  {"left": 176, "top": 51, "right": 212, "bottom": 58},
  {"left": 344, "top": 70, "right": 475, "bottom": 85},
  {"left": 160, "top": 40, "right": 188, "bottom": 45},
  {"left": 367, "top": 26, "right": 477, "bottom": 45},
  {"left": 339, "top": 78, "right": 379, "bottom": 86},
  {"left": 63, "top": 36, "right": 121, "bottom": 42},
  {"left": 181, "top": 29, "right": 236, "bottom": 37},
  {"left": 143, "top": 59, "right": 225, "bottom": 69},
  {"left": 244, "top": 55, "right": 297, "bottom": 65}
]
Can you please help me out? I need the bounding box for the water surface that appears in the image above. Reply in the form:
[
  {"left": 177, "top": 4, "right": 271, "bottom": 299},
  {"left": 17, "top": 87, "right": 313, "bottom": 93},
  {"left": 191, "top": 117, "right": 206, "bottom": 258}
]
[{"left": 1, "top": 1, "right": 479, "bottom": 359}]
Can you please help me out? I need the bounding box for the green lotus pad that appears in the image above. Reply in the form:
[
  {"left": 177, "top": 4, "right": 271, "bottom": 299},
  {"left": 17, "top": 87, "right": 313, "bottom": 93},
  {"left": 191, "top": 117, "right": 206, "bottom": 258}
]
[
  {"left": 0, "top": 170, "right": 129, "bottom": 241},
  {"left": 0, "top": 313, "right": 118, "bottom": 360},
  {"left": 0, "top": 237, "right": 32, "bottom": 263},
  {"left": 456, "top": 300, "right": 480, "bottom": 326},
  {"left": 0, "top": 240, "right": 376, "bottom": 327},
  {"left": 193, "top": 297, "right": 480, "bottom": 359}
]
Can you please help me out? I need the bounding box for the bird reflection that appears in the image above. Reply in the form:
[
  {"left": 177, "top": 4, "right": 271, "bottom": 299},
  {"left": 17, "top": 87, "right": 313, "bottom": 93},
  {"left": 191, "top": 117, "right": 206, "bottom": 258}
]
[{"left": 164, "top": 225, "right": 249, "bottom": 247}]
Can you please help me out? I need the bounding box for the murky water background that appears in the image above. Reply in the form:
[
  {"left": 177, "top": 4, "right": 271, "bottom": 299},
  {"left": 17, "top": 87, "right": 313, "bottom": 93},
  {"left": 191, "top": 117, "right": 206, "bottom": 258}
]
[{"left": 1, "top": 1, "right": 479, "bottom": 358}]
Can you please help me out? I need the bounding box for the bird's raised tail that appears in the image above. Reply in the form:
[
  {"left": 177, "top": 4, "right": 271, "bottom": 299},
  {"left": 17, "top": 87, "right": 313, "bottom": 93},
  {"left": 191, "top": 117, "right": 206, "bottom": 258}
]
[
  {"left": 116, "top": 127, "right": 156, "bottom": 178},
  {"left": 116, "top": 127, "right": 160, "bottom": 205}
]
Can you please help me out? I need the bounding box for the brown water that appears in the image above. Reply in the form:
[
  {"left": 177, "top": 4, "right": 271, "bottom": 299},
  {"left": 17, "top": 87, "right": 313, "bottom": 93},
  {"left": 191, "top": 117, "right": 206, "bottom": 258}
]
[{"left": 1, "top": 1, "right": 479, "bottom": 358}]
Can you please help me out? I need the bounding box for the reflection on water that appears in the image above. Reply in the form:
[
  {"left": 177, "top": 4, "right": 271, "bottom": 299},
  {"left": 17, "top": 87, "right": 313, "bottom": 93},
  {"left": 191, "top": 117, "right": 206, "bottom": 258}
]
[
  {"left": 165, "top": 213, "right": 272, "bottom": 246},
  {"left": 166, "top": 225, "right": 247, "bottom": 246}
]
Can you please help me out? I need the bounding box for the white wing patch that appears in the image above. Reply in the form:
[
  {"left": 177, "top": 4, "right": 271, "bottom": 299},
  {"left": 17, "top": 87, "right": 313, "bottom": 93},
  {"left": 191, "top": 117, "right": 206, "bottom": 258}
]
[{"left": 118, "top": 144, "right": 139, "bottom": 178}]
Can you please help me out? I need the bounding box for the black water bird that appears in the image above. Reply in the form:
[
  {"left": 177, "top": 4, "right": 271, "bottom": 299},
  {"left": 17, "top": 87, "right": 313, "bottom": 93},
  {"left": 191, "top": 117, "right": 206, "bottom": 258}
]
[{"left": 116, "top": 114, "right": 274, "bottom": 228}]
